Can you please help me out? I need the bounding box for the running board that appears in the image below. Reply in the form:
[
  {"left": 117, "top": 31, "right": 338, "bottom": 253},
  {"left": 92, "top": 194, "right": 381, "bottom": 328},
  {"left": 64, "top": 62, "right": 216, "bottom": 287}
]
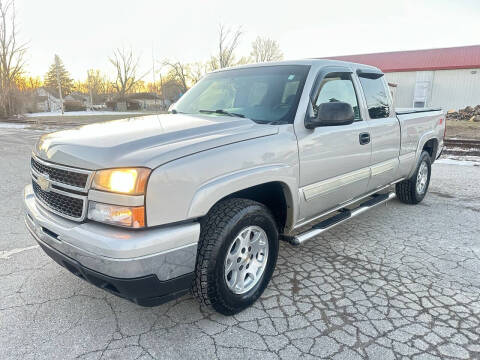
[{"left": 287, "top": 192, "right": 396, "bottom": 246}]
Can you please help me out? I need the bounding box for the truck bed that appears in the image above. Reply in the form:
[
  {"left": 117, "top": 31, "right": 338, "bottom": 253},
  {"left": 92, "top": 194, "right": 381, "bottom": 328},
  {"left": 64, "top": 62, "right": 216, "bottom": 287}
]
[{"left": 395, "top": 108, "right": 445, "bottom": 167}]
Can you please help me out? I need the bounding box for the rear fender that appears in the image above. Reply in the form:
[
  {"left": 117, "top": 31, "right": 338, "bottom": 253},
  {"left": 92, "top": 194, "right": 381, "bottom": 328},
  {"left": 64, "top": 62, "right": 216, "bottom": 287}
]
[{"left": 408, "top": 131, "right": 435, "bottom": 177}]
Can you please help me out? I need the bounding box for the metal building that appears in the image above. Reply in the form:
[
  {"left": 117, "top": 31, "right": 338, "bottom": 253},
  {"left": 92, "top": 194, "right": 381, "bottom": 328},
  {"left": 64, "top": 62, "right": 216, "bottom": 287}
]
[{"left": 326, "top": 45, "right": 480, "bottom": 111}]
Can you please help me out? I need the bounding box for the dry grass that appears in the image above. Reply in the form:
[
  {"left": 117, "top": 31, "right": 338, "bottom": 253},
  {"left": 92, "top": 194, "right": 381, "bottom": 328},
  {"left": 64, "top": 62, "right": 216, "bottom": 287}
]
[{"left": 446, "top": 119, "right": 480, "bottom": 140}]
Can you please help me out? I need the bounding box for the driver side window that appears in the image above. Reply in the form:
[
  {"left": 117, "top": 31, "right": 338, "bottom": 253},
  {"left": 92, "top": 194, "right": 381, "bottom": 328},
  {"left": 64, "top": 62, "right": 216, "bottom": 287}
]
[{"left": 315, "top": 73, "right": 361, "bottom": 121}]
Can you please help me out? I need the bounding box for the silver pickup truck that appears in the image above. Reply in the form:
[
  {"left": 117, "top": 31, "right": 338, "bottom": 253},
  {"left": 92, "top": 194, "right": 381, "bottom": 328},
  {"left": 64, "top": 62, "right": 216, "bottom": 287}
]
[{"left": 24, "top": 59, "right": 445, "bottom": 315}]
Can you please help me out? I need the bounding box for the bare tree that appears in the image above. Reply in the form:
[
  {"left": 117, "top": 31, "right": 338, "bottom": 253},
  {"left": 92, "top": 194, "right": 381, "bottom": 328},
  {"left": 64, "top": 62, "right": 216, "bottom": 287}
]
[
  {"left": 189, "top": 61, "right": 208, "bottom": 85},
  {"left": 162, "top": 60, "right": 189, "bottom": 93},
  {"left": 86, "top": 69, "right": 110, "bottom": 104},
  {"left": 207, "top": 55, "right": 219, "bottom": 72},
  {"left": 0, "top": 0, "right": 26, "bottom": 117},
  {"left": 215, "top": 24, "right": 242, "bottom": 69},
  {"left": 251, "top": 36, "right": 283, "bottom": 63},
  {"left": 109, "top": 47, "right": 146, "bottom": 98}
]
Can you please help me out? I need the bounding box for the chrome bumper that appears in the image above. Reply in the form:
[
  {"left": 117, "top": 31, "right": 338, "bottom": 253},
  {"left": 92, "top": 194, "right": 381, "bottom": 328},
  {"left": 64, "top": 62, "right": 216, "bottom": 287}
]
[{"left": 24, "top": 184, "right": 199, "bottom": 281}]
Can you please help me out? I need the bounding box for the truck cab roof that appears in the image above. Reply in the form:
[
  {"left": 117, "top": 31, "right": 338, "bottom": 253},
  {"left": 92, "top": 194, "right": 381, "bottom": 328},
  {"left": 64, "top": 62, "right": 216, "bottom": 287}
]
[{"left": 211, "top": 58, "right": 382, "bottom": 75}]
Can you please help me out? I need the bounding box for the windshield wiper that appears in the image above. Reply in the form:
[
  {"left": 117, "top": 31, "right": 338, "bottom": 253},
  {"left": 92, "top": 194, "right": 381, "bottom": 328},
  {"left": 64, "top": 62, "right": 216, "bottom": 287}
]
[
  {"left": 199, "top": 109, "right": 245, "bottom": 118},
  {"left": 170, "top": 109, "right": 188, "bottom": 114},
  {"left": 250, "top": 119, "right": 285, "bottom": 125}
]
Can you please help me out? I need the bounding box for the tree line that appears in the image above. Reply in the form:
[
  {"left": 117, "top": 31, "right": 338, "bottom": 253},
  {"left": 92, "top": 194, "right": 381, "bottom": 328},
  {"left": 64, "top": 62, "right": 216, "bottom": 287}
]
[{"left": 0, "top": 0, "right": 284, "bottom": 117}]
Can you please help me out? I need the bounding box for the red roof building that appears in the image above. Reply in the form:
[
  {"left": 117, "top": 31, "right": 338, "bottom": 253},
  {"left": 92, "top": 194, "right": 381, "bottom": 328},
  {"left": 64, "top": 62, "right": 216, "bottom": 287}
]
[
  {"left": 324, "top": 45, "right": 480, "bottom": 73},
  {"left": 324, "top": 45, "right": 480, "bottom": 110}
]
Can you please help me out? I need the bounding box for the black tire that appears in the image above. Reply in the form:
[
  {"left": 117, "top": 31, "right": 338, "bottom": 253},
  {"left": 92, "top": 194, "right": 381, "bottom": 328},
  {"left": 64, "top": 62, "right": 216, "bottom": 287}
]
[
  {"left": 192, "top": 198, "right": 279, "bottom": 315},
  {"left": 395, "top": 151, "right": 432, "bottom": 204}
]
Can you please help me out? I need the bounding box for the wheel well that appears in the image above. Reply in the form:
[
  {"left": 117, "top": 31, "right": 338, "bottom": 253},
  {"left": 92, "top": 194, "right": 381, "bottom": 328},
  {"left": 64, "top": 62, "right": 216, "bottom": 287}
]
[
  {"left": 423, "top": 138, "right": 438, "bottom": 163},
  {"left": 223, "top": 182, "right": 291, "bottom": 233}
]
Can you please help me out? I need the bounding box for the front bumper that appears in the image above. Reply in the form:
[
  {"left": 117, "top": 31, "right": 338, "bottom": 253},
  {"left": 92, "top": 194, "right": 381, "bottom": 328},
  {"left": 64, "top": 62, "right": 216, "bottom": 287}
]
[{"left": 24, "top": 184, "right": 200, "bottom": 306}]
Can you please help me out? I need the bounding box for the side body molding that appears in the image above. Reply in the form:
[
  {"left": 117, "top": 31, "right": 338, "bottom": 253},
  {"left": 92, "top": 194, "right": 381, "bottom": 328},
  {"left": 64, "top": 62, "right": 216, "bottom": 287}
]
[
  {"left": 302, "top": 167, "right": 371, "bottom": 201},
  {"left": 188, "top": 164, "right": 299, "bottom": 230}
]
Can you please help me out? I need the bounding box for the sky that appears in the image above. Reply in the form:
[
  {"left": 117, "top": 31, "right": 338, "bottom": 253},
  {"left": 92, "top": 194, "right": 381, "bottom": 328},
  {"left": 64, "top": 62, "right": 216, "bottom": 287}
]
[{"left": 15, "top": 0, "right": 480, "bottom": 80}]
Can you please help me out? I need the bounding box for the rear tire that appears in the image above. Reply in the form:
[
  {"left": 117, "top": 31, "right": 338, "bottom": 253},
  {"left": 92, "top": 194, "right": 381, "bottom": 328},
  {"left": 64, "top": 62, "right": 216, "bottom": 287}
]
[
  {"left": 396, "top": 151, "right": 432, "bottom": 204},
  {"left": 192, "top": 198, "right": 279, "bottom": 315}
]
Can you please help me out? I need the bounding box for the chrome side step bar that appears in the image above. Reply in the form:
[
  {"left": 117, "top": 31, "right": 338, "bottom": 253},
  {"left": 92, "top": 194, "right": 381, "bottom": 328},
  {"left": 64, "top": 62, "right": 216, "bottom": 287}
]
[{"left": 286, "top": 192, "right": 396, "bottom": 246}]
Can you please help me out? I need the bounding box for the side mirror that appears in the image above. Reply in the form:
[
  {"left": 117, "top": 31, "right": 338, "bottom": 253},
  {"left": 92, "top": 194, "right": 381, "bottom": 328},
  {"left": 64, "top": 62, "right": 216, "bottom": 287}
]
[{"left": 305, "top": 101, "right": 355, "bottom": 129}]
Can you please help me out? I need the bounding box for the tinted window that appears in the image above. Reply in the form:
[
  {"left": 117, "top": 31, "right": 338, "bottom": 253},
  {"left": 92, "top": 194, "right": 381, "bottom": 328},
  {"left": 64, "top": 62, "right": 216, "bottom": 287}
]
[
  {"left": 315, "top": 73, "right": 361, "bottom": 121},
  {"left": 358, "top": 76, "right": 390, "bottom": 119},
  {"left": 175, "top": 65, "right": 310, "bottom": 124}
]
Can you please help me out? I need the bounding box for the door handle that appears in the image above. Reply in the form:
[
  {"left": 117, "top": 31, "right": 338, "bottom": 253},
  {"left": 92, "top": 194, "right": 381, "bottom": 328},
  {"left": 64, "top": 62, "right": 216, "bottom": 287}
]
[{"left": 359, "top": 132, "right": 370, "bottom": 145}]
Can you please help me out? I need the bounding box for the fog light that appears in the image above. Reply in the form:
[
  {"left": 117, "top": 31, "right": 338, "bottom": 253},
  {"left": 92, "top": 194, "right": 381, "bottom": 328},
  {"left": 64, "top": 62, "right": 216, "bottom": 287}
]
[{"left": 88, "top": 202, "right": 145, "bottom": 228}]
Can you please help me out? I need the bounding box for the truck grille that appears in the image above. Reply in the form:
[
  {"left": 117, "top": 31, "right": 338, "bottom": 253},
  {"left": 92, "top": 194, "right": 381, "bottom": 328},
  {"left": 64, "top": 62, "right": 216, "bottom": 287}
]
[
  {"left": 32, "top": 181, "right": 84, "bottom": 219},
  {"left": 31, "top": 157, "right": 88, "bottom": 188},
  {"left": 30, "top": 156, "right": 92, "bottom": 221}
]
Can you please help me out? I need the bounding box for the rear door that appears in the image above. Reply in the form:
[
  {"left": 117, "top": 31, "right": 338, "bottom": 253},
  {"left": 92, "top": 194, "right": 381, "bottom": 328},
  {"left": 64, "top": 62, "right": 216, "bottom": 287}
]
[
  {"left": 356, "top": 70, "right": 401, "bottom": 190},
  {"left": 295, "top": 66, "right": 372, "bottom": 222}
]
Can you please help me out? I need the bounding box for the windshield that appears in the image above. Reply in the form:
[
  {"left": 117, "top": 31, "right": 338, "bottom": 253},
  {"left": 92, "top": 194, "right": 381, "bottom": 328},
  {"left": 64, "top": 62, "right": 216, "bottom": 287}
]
[{"left": 174, "top": 65, "right": 310, "bottom": 124}]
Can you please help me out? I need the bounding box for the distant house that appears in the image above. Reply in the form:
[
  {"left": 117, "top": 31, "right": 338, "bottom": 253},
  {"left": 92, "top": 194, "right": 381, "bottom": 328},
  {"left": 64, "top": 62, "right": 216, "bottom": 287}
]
[
  {"left": 64, "top": 92, "right": 90, "bottom": 106},
  {"left": 34, "top": 88, "right": 63, "bottom": 112},
  {"left": 106, "top": 93, "right": 170, "bottom": 111},
  {"left": 128, "top": 92, "right": 166, "bottom": 110},
  {"left": 162, "top": 80, "right": 184, "bottom": 103},
  {"left": 64, "top": 92, "right": 90, "bottom": 111}
]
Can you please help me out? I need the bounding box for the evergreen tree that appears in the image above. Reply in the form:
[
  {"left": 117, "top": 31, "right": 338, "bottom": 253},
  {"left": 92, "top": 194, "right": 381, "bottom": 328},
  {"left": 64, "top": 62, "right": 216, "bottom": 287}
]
[{"left": 44, "top": 55, "right": 74, "bottom": 97}]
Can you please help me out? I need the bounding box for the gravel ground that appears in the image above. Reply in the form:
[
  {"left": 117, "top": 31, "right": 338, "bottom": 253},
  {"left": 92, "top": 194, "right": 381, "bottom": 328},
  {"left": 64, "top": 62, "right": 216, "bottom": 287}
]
[{"left": 1, "top": 126, "right": 479, "bottom": 360}]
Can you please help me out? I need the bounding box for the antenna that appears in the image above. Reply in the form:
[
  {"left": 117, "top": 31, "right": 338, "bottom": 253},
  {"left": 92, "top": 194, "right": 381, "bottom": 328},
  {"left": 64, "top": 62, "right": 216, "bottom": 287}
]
[{"left": 152, "top": 44, "right": 156, "bottom": 105}]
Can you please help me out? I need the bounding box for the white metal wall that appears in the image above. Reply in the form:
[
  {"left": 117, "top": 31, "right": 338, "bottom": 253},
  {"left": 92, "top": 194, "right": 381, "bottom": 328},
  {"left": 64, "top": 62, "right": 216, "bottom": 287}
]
[
  {"left": 385, "top": 72, "right": 417, "bottom": 108},
  {"left": 385, "top": 68, "right": 480, "bottom": 110}
]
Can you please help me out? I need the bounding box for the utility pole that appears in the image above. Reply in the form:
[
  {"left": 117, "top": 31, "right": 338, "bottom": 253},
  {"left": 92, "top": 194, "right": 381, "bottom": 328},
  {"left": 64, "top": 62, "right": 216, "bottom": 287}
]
[
  {"left": 152, "top": 45, "right": 156, "bottom": 106},
  {"left": 87, "top": 71, "right": 93, "bottom": 111},
  {"left": 159, "top": 71, "right": 166, "bottom": 111},
  {"left": 55, "top": 55, "right": 64, "bottom": 115}
]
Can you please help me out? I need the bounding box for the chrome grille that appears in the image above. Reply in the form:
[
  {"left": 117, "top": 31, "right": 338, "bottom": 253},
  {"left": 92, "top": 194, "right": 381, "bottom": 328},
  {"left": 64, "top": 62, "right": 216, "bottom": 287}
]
[
  {"left": 31, "top": 157, "right": 88, "bottom": 188},
  {"left": 32, "top": 181, "right": 84, "bottom": 218},
  {"left": 30, "top": 155, "right": 92, "bottom": 221}
]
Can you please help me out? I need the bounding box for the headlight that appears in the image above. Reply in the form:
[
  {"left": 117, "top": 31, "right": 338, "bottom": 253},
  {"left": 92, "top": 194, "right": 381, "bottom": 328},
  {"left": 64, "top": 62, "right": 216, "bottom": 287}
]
[
  {"left": 92, "top": 168, "right": 151, "bottom": 195},
  {"left": 88, "top": 202, "right": 145, "bottom": 228}
]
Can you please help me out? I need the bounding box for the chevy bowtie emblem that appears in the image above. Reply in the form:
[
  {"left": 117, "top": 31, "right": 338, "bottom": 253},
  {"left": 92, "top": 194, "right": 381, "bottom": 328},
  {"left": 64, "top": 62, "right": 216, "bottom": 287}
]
[{"left": 37, "top": 174, "right": 50, "bottom": 192}]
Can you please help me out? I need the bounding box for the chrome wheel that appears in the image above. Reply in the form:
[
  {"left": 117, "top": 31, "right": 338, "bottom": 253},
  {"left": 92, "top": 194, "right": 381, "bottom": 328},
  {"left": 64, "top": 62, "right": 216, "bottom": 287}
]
[
  {"left": 224, "top": 226, "right": 269, "bottom": 294},
  {"left": 416, "top": 160, "right": 429, "bottom": 194}
]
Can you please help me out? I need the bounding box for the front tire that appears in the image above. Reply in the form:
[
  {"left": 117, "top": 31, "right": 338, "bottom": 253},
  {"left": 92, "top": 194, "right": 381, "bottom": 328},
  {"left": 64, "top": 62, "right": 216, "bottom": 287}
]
[
  {"left": 396, "top": 151, "right": 432, "bottom": 204},
  {"left": 192, "top": 198, "right": 279, "bottom": 315}
]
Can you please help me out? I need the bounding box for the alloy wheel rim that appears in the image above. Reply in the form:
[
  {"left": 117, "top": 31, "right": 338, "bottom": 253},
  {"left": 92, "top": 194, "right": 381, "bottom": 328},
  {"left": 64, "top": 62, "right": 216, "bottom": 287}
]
[
  {"left": 416, "top": 161, "right": 428, "bottom": 194},
  {"left": 224, "top": 225, "right": 269, "bottom": 294}
]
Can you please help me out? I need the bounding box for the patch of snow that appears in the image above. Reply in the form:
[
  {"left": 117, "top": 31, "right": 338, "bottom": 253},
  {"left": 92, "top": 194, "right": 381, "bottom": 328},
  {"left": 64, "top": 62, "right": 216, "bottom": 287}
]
[
  {"left": 0, "top": 123, "right": 29, "bottom": 129},
  {"left": 436, "top": 158, "right": 480, "bottom": 167},
  {"left": 24, "top": 111, "right": 145, "bottom": 117}
]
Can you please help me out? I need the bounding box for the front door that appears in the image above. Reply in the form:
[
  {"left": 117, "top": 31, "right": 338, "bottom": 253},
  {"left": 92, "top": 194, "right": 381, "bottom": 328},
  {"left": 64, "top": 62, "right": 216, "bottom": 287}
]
[{"left": 295, "top": 68, "right": 372, "bottom": 222}]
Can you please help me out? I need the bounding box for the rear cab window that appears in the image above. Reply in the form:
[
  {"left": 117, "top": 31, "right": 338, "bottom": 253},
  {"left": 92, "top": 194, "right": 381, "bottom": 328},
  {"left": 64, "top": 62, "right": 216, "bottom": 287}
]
[{"left": 357, "top": 73, "right": 391, "bottom": 119}]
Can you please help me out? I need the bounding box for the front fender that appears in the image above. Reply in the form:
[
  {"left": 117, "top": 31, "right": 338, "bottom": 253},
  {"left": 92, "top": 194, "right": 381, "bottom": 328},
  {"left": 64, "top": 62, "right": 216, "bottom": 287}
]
[
  {"left": 187, "top": 164, "right": 298, "bottom": 228},
  {"left": 145, "top": 127, "right": 300, "bottom": 227}
]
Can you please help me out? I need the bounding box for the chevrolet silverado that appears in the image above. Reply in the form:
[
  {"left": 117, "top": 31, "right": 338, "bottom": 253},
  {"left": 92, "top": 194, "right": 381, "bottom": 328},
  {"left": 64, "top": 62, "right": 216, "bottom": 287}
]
[{"left": 24, "top": 59, "right": 445, "bottom": 315}]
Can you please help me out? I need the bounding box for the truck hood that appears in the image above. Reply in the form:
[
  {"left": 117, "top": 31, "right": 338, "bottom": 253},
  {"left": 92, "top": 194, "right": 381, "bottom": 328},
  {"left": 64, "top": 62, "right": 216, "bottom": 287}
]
[{"left": 34, "top": 114, "right": 278, "bottom": 170}]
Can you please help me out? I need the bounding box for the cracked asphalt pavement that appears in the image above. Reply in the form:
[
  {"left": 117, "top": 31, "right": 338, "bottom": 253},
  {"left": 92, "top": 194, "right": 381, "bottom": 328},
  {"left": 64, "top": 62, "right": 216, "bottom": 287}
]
[{"left": 1, "top": 125, "right": 480, "bottom": 360}]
